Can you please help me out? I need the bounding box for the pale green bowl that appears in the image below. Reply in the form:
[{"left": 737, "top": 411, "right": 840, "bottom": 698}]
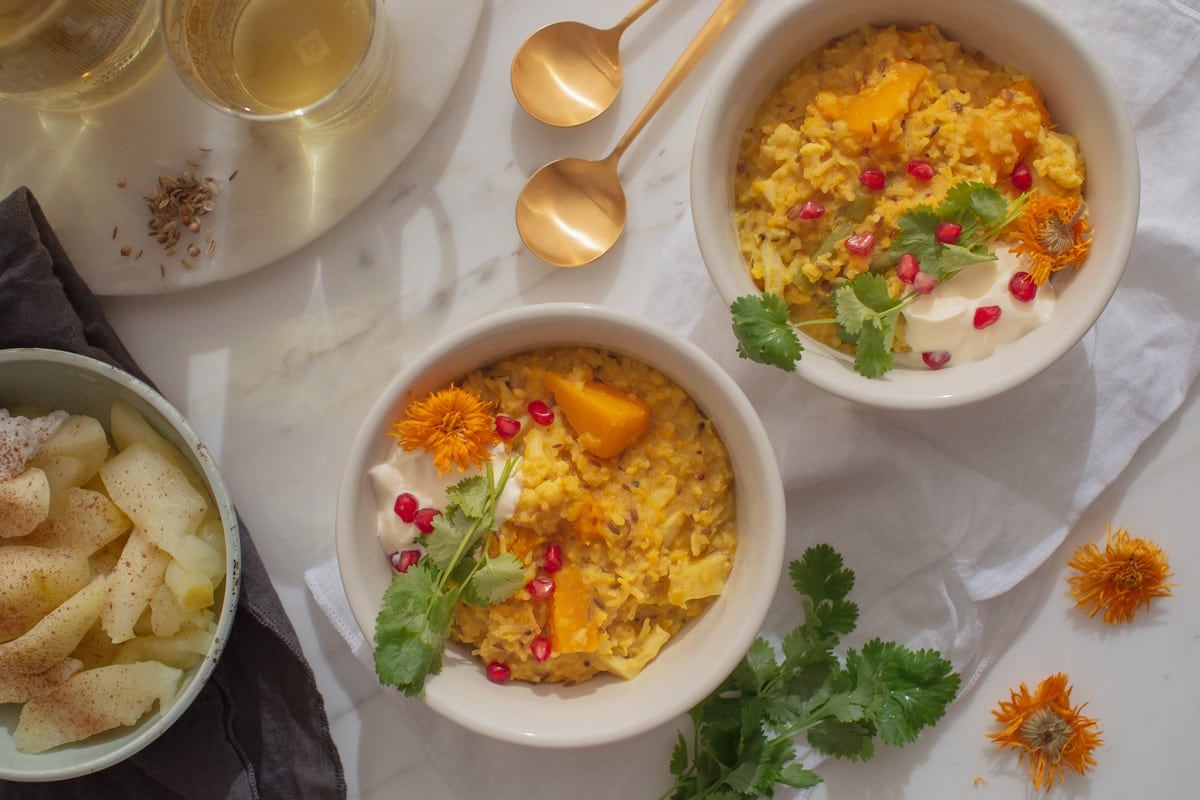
[{"left": 0, "top": 348, "right": 241, "bottom": 782}]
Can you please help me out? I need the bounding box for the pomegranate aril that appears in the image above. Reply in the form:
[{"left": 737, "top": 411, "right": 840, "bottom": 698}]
[
  {"left": 1009, "top": 271, "right": 1038, "bottom": 302},
  {"left": 859, "top": 168, "right": 886, "bottom": 191},
  {"left": 495, "top": 414, "right": 521, "bottom": 439},
  {"left": 896, "top": 253, "right": 920, "bottom": 283},
  {"left": 486, "top": 661, "right": 511, "bottom": 684},
  {"left": 526, "top": 577, "right": 555, "bottom": 599},
  {"left": 934, "top": 221, "right": 963, "bottom": 244},
  {"left": 413, "top": 507, "right": 442, "bottom": 534},
  {"left": 528, "top": 400, "right": 555, "bottom": 425},
  {"left": 530, "top": 636, "right": 552, "bottom": 663},
  {"left": 393, "top": 492, "right": 419, "bottom": 522},
  {"left": 907, "top": 159, "right": 935, "bottom": 181},
  {"left": 788, "top": 200, "right": 825, "bottom": 220},
  {"left": 913, "top": 271, "right": 938, "bottom": 295},
  {"left": 1011, "top": 161, "right": 1033, "bottom": 192},
  {"left": 844, "top": 231, "right": 875, "bottom": 256},
  {"left": 390, "top": 549, "right": 421, "bottom": 573},
  {"left": 922, "top": 351, "right": 951, "bottom": 370},
  {"left": 542, "top": 543, "right": 563, "bottom": 573},
  {"left": 974, "top": 305, "right": 1002, "bottom": 329}
]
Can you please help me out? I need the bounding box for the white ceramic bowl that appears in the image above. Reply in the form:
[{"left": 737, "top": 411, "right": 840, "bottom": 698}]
[
  {"left": 692, "top": 0, "right": 1139, "bottom": 409},
  {"left": 336, "top": 303, "right": 786, "bottom": 747},
  {"left": 0, "top": 348, "right": 240, "bottom": 782}
]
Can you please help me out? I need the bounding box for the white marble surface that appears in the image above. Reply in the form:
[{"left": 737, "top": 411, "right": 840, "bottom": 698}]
[{"left": 11, "top": 0, "right": 1189, "bottom": 797}]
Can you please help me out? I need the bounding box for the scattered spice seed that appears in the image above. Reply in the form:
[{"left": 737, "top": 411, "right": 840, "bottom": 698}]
[
  {"left": 120, "top": 245, "right": 132, "bottom": 257},
  {"left": 116, "top": 177, "right": 126, "bottom": 188},
  {"left": 1066, "top": 525, "right": 1174, "bottom": 624},
  {"left": 112, "top": 226, "right": 118, "bottom": 240},
  {"left": 181, "top": 259, "right": 193, "bottom": 270},
  {"left": 207, "top": 241, "right": 216, "bottom": 256},
  {"left": 144, "top": 169, "right": 218, "bottom": 251},
  {"left": 134, "top": 249, "right": 143, "bottom": 260},
  {"left": 228, "top": 169, "right": 239, "bottom": 182},
  {"left": 187, "top": 243, "right": 201, "bottom": 257},
  {"left": 186, "top": 158, "right": 198, "bottom": 167}
]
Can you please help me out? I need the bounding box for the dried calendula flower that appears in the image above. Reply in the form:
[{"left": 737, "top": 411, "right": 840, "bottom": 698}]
[
  {"left": 1067, "top": 525, "right": 1174, "bottom": 624},
  {"left": 391, "top": 386, "right": 498, "bottom": 475},
  {"left": 989, "top": 673, "right": 1102, "bottom": 791},
  {"left": 1010, "top": 194, "right": 1093, "bottom": 286}
]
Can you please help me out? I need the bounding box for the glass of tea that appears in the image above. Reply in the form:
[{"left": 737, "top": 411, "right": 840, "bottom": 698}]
[
  {"left": 160, "top": 0, "right": 394, "bottom": 127},
  {"left": 0, "top": 0, "right": 162, "bottom": 110}
]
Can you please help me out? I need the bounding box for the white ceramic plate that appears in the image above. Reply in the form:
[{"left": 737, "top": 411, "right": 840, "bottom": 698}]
[{"left": 0, "top": 0, "right": 484, "bottom": 296}]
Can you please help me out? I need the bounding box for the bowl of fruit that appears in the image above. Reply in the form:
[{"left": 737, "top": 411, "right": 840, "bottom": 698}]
[{"left": 0, "top": 347, "right": 239, "bottom": 781}]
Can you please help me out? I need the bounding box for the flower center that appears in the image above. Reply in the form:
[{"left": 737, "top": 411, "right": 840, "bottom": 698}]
[
  {"left": 1115, "top": 561, "right": 1144, "bottom": 590},
  {"left": 1038, "top": 205, "right": 1085, "bottom": 255},
  {"left": 1019, "top": 707, "right": 1072, "bottom": 760}
]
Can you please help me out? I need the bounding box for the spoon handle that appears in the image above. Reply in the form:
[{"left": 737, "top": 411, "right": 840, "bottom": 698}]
[
  {"left": 607, "top": 0, "right": 748, "bottom": 164},
  {"left": 613, "top": 0, "right": 663, "bottom": 34}
]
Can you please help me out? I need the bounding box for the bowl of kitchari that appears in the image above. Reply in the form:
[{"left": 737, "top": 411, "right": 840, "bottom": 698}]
[
  {"left": 334, "top": 303, "right": 785, "bottom": 746},
  {"left": 691, "top": 0, "right": 1138, "bottom": 409}
]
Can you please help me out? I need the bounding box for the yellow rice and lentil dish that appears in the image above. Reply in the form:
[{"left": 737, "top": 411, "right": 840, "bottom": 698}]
[
  {"left": 376, "top": 347, "right": 736, "bottom": 689},
  {"left": 736, "top": 24, "right": 1089, "bottom": 352}
]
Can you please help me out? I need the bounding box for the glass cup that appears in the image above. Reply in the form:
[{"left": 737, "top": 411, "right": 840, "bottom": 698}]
[
  {"left": 160, "top": 0, "right": 394, "bottom": 128},
  {"left": 0, "top": 0, "right": 162, "bottom": 110}
]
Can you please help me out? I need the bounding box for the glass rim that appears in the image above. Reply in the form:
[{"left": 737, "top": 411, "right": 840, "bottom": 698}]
[{"left": 159, "top": 0, "right": 382, "bottom": 123}]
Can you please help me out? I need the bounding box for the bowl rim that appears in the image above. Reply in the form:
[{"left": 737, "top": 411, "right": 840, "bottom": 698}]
[
  {"left": 335, "top": 302, "right": 787, "bottom": 747},
  {"left": 690, "top": 0, "right": 1140, "bottom": 410},
  {"left": 0, "top": 347, "right": 241, "bottom": 781}
]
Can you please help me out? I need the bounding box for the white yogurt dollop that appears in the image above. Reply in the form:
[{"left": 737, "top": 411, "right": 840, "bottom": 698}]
[
  {"left": 368, "top": 444, "right": 522, "bottom": 556},
  {"left": 899, "top": 247, "right": 1054, "bottom": 367}
]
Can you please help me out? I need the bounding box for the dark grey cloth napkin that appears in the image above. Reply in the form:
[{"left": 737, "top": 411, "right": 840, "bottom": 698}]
[{"left": 0, "top": 186, "right": 346, "bottom": 800}]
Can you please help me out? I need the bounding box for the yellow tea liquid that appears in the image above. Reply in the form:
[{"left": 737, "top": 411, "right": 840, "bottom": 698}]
[{"left": 231, "top": 0, "right": 371, "bottom": 112}]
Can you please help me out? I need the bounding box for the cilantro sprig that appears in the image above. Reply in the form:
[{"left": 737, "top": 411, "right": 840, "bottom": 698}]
[
  {"left": 661, "top": 544, "right": 960, "bottom": 799},
  {"left": 731, "top": 182, "right": 1029, "bottom": 378},
  {"left": 373, "top": 456, "right": 524, "bottom": 696}
]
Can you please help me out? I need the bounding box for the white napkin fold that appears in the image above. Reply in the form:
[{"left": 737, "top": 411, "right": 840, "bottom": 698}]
[{"left": 307, "top": 0, "right": 1200, "bottom": 796}]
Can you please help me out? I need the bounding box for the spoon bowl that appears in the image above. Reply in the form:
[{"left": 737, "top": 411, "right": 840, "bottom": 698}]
[
  {"left": 511, "top": 0, "right": 661, "bottom": 127},
  {"left": 516, "top": 0, "right": 747, "bottom": 267},
  {"left": 516, "top": 156, "right": 627, "bottom": 267}
]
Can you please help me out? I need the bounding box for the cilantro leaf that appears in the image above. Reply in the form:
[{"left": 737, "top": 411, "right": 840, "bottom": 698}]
[
  {"left": 730, "top": 294, "right": 803, "bottom": 371},
  {"left": 447, "top": 473, "right": 492, "bottom": 519},
  {"left": 853, "top": 322, "right": 894, "bottom": 379},
  {"left": 789, "top": 543, "right": 854, "bottom": 603},
  {"left": 461, "top": 552, "right": 525, "bottom": 606},
  {"left": 372, "top": 560, "right": 456, "bottom": 696},
  {"left": 659, "top": 545, "right": 960, "bottom": 800},
  {"left": 850, "top": 639, "right": 960, "bottom": 746}
]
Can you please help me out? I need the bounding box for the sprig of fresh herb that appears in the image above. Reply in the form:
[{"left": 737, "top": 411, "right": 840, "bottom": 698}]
[
  {"left": 660, "top": 544, "right": 960, "bottom": 800},
  {"left": 373, "top": 456, "right": 524, "bottom": 696},
  {"left": 731, "top": 182, "right": 1028, "bottom": 378}
]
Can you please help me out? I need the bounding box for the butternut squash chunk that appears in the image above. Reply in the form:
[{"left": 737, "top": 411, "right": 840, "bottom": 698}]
[
  {"left": 550, "top": 564, "right": 599, "bottom": 654},
  {"left": 843, "top": 59, "right": 929, "bottom": 139},
  {"left": 543, "top": 372, "right": 651, "bottom": 459}
]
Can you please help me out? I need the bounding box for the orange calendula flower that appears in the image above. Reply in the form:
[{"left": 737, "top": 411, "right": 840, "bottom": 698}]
[
  {"left": 989, "top": 673, "right": 1102, "bottom": 791},
  {"left": 1009, "top": 194, "right": 1093, "bottom": 286},
  {"left": 391, "top": 385, "right": 498, "bottom": 474},
  {"left": 1067, "top": 525, "right": 1175, "bottom": 624}
]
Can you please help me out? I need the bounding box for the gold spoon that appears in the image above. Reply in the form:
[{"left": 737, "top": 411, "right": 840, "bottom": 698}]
[
  {"left": 511, "top": 0, "right": 663, "bottom": 127},
  {"left": 516, "top": 0, "right": 747, "bottom": 267}
]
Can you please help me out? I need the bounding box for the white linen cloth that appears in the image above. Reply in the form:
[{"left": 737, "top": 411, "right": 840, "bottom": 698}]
[{"left": 306, "top": 0, "right": 1200, "bottom": 796}]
